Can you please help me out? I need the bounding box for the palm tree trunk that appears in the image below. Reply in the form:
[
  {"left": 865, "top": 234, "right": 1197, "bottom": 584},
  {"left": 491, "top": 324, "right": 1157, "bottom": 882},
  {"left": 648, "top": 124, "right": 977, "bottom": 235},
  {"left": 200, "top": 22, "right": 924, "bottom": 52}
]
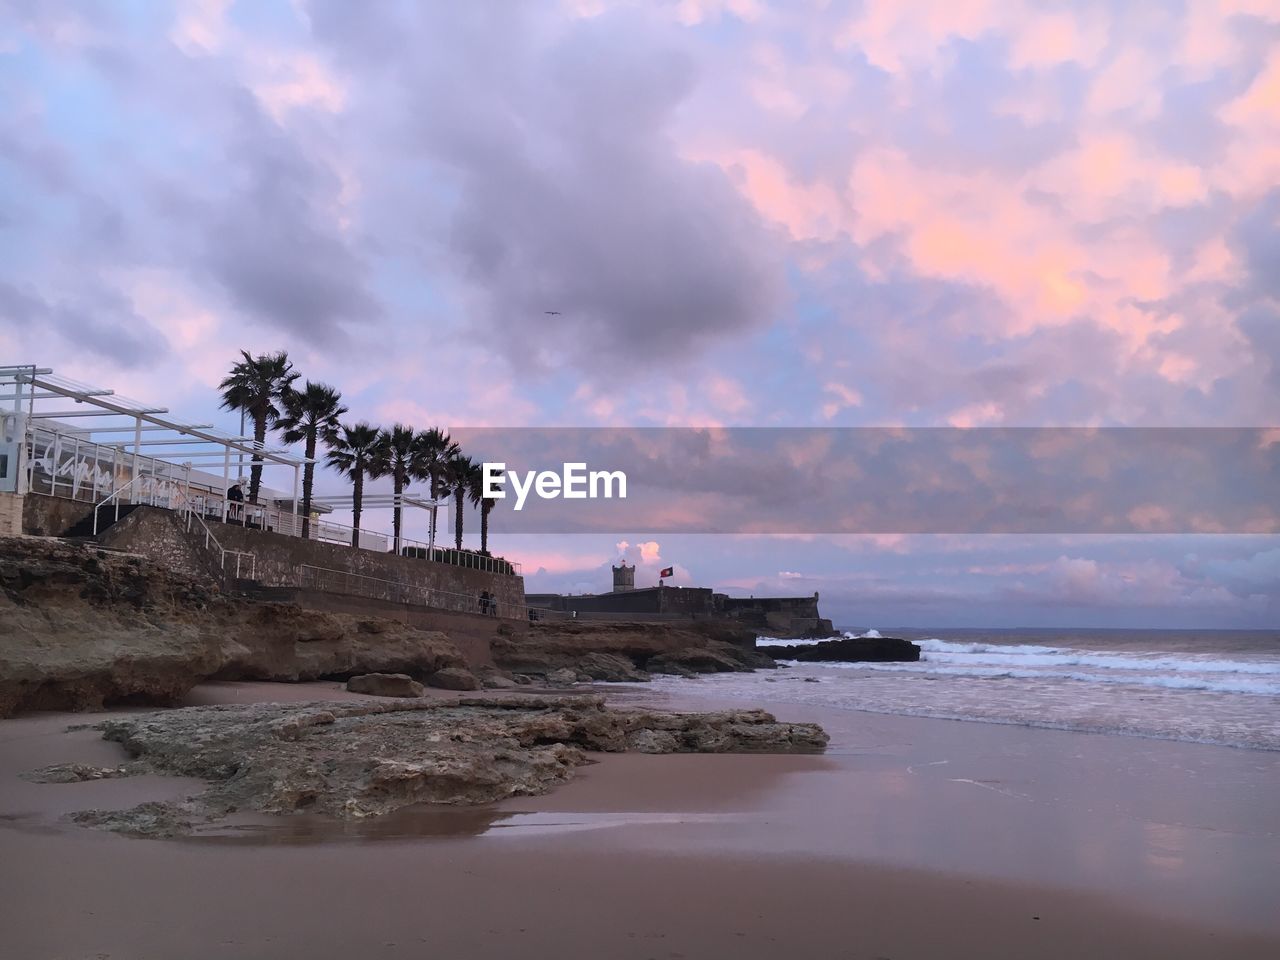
[
  {"left": 351, "top": 471, "right": 363, "bottom": 548},
  {"left": 301, "top": 433, "right": 315, "bottom": 540},
  {"left": 428, "top": 473, "right": 440, "bottom": 554},
  {"left": 249, "top": 414, "right": 267, "bottom": 504},
  {"left": 454, "top": 484, "right": 464, "bottom": 550},
  {"left": 480, "top": 502, "right": 490, "bottom": 554},
  {"left": 392, "top": 471, "right": 403, "bottom": 556}
]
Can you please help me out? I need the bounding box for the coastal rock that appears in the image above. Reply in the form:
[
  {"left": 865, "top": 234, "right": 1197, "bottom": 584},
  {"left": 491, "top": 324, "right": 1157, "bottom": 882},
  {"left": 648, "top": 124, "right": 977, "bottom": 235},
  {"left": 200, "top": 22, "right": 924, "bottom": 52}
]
[
  {"left": 61, "top": 697, "right": 828, "bottom": 836},
  {"left": 426, "top": 667, "right": 481, "bottom": 691},
  {"left": 573, "top": 652, "right": 650, "bottom": 683},
  {"left": 765, "top": 635, "right": 921, "bottom": 663},
  {"left": 545, "top": 668, "right": 580, "bottom": 686},
  {"left": 646, "top": 643, "right": 777, "bottom": 675},
  {"left": 346, "top": 673, "right": 425, "bottom": 698},
  {"left": 0, "top": 536, "right": 468, "bottom": 717},
  {"left": 476, "top": 666, "right": 520, "bottom": 690},
  {"left": 491, "top": 620, "right": 770, "bottom": 682}
]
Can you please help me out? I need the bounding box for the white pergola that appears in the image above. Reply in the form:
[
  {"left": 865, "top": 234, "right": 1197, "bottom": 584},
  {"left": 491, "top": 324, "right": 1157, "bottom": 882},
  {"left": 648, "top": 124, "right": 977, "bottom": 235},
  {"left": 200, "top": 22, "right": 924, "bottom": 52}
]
[{"left": 1, "top": 364, "right": 314, "bottom": 527}]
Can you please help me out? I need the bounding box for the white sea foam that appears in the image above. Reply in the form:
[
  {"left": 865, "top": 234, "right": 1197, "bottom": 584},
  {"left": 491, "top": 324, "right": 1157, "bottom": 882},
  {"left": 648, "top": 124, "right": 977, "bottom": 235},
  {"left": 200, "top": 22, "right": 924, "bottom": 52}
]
[
  {"left": 796, "top": 660, "right": 1280, "bottom": 696},
  {"left": 914, "top": 638, "right": 1280, "bottom": 676},
  {"left": 757, "top": 628, "right": 883, "bottom": 647},
  {"left": 673, "top": 628, "right": 1280, "bottom": 751}
]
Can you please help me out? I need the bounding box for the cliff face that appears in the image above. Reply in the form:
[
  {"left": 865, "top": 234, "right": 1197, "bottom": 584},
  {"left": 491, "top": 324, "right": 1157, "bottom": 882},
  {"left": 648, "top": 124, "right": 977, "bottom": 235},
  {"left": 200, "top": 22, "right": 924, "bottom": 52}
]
[
  {"left": 0, "top": 537, "right": 465, "bottom": 718},
  {"left": 0, "top": 537, "right": 790, "bottom": 718}
]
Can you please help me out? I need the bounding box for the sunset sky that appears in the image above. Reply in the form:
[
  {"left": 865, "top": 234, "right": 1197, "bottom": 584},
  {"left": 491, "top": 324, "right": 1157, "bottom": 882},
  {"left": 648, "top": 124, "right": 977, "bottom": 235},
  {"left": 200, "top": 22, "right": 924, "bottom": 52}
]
[{"left": 2, "top": 1, "right": 1278, "bottom": 627}]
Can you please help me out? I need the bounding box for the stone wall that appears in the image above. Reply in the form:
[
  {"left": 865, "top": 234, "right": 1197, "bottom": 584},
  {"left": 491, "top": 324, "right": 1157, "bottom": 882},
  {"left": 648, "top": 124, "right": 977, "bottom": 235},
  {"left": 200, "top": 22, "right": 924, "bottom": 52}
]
[
  {"left": 0, "top": 493, "right": 23, "bottom": 537},
  {"left": 527, "top": 585, "right": 833, "bottom": 637},
  {"left": 99, "top": 505, "right": 526, "bottom": 612},
  {"left": 720, "top": 593, "right": 832, "bottom": 637},
  {"left": 208, "top": 521, "right": 526, "bottom": 610},
  {"left": 20, "top": 492, "right": 91, "bottom": 537},
  {"left": 98, "top": 507, "right": 225, "bottom": 582},
  {"left": 529, "top": 585, "right": 718, "bottom": 616}
]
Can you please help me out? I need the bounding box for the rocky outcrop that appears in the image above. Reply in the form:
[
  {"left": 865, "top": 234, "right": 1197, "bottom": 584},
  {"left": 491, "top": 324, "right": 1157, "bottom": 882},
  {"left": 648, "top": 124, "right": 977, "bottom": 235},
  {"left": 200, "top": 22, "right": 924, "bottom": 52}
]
[
  {"left": 545, "top": 668, "right": 580, "bottom": 686},
  {"left": 648, "top": 645, "right": 777, "bottom": 676},
  {"left": 572, "top": 652, "right": 650, "bottom": 683},
  {"left": 346, "top": 673, "right": 425, "bottom": 698},
  {"left": 57, "top": 696, "right": 828, "bottom": 837},
  {"left": 492, "top": 619, "right": 775, "bottom": 680},
  {"left": 424, "top": 667, "right": 481, "bottom": 691},
  {"left": 0, "top": 537, "right": 466, "bottom": 718},
  {"left": 764, "top": 635, "right": 921, "bottom": 663}
]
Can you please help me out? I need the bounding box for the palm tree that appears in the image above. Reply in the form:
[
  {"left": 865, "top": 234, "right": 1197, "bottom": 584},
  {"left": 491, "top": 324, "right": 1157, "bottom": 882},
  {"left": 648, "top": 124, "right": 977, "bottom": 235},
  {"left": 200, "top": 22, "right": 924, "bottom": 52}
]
[
  {"left": 444, "top": 453, "right": 476, "bottom": 551},
  {"left": 218, "top": 350, "right": 298, "bottom": 504},
  {"left": 467, "top": 460, "right": 498, "bottom": 555},
  {"left": 411, "top": 427, "right": 459, "bottom": 550},
  {"left": 370, "top": 424, "right": 419, "bottom": 554},
  {"left": 325, "top": 422, "right": 386, "bottom": 548},
  {"left": 277, "top": 381, "right": 346, "bottom": 540}
]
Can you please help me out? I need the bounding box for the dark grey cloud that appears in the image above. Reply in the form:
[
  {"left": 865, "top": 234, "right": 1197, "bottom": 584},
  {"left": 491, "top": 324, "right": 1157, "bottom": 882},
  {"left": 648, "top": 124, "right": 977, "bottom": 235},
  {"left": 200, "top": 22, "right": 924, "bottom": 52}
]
[
  {"left": 0, "top": 278, "right": 167, "bottom": 367},
  {"left": 305, "top": 1, "right": 786, "bottom": 374},
  {"left": 199, "top": 96, "right": 381, "bottom": 345}
]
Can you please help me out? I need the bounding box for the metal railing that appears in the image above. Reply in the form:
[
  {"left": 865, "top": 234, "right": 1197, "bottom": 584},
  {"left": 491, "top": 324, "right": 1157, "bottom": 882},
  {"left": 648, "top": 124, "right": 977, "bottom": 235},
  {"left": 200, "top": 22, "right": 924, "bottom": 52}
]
[
  {"left": 92, "top": 474, "right": 146, "bottom": 535},
  {"left": 176, "top": 491, "right": 257, "bottom": 581},
  {"left": 295, "top": 564, "right": 562, "bottom": 620}
]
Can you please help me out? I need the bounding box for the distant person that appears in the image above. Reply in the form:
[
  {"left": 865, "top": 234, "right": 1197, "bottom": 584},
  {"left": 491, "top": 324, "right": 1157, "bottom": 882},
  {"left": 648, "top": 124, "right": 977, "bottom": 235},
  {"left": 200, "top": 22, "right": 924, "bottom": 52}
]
[{"left": 227, "top": 481, "right": 244, "bottom": 523}]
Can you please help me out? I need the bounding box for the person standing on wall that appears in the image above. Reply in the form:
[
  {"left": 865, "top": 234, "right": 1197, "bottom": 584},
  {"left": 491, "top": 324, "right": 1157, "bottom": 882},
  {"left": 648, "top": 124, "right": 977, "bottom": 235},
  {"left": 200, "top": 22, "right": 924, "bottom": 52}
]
[{"left": 227, "top": 480, "right": 244, "bottom": 524}]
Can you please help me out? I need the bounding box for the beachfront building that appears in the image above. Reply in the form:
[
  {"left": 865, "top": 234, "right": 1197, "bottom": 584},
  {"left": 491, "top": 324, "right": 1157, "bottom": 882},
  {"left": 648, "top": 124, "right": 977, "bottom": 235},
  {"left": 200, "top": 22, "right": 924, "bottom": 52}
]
[{"left": 0, "top": 364, "right": 527, "bottom": 618}]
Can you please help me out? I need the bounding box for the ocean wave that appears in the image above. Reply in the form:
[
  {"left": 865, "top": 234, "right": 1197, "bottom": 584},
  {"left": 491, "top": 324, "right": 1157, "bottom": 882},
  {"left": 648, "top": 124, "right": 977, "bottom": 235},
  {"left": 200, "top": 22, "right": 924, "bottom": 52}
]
[
  {"left": 756, "top": 629, "right": 884, "bottom": 647},
  {"left": 914, "top": 639, "right": 1280, "bottom": 676},
  {"left": 784, "top": 660, "right": 1280, "bottom": 696},
  {"left": 916, "top": 638, "right": 1062, "bottom": 656}
]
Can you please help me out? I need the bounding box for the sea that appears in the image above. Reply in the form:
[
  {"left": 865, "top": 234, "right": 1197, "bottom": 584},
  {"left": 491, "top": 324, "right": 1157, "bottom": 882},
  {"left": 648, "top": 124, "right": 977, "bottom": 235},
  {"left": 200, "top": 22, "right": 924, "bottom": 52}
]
[{"left": 647, "top": 628, "right": 1280, "bottom": 751}]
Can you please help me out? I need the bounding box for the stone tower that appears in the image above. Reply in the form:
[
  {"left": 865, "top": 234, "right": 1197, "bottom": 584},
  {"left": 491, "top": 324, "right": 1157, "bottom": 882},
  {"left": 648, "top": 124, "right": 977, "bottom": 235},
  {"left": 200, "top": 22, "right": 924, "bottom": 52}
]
[{"left": 612, "top": 561, "right": 635, "bottom": 592}]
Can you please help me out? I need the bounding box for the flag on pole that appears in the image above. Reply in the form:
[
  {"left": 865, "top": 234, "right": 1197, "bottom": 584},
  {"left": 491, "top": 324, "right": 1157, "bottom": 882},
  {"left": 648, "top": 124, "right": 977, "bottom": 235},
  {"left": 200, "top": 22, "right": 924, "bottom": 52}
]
[{"left": 659, "top": 566, "right": 674, "bottom": 578}]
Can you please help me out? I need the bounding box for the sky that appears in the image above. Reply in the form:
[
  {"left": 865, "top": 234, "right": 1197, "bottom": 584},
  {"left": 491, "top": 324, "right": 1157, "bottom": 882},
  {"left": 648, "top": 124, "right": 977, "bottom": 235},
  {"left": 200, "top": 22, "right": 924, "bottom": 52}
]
[{"left": 1, "top": 0, "right": 1278, "bottom": 628}]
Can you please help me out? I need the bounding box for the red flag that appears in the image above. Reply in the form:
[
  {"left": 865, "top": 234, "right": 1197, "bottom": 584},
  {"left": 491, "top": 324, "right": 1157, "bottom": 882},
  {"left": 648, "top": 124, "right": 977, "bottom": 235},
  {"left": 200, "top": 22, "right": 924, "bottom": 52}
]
[{"left": 659, "top": 566, "right": 674, "bottom": 578}]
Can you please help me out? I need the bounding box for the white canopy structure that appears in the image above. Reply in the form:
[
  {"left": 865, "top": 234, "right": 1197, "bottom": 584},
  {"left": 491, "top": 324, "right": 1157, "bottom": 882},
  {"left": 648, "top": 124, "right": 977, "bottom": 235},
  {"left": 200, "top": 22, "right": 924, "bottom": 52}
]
[{"left": 1, "top": 363, "right": 314, "bottom": 533}]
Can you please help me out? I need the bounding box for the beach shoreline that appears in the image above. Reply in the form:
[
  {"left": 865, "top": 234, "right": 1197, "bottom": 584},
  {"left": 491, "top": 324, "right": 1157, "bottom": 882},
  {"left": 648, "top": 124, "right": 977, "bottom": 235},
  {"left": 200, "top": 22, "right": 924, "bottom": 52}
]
[{"left": 2, "top": 679, "right": 1277, "bottom": 959}]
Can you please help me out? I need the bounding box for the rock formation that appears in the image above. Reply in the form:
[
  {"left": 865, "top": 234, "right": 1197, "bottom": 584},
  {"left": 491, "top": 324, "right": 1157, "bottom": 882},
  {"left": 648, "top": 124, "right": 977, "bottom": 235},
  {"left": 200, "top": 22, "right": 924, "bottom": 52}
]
[
  {"left": 0, "top": 536, "right": 793, "bottom": 719},
  {"left": 56, "top": 696, "right": 828, "bottom": 837},
  {"left": 346, "top": 673, "right": 425, "bottom": 698},
  {"left": 424, "top": 667, "right": 481, "bottom": 691},
  {"left": 492, "top": 619, "right": 776, "bottom": 681},
  {"left": 0, "top": 536, "right": 466, "bottom": 717},
  {"left": 764, "top": 635, "right": 922, "bottom": 663}
]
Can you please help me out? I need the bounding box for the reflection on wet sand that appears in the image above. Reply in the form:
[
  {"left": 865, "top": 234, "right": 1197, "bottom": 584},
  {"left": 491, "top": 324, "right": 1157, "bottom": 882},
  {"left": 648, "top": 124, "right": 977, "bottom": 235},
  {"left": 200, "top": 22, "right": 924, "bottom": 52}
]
[{"left": 184, "top": 807, "right": 752, "bottom": 846}]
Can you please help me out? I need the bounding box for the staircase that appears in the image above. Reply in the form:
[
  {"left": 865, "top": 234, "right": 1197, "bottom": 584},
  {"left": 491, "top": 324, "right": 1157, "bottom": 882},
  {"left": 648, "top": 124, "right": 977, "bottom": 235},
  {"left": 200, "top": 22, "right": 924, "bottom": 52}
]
[{"left": 62, "top": 503, "right": 142, "bottom": 540}]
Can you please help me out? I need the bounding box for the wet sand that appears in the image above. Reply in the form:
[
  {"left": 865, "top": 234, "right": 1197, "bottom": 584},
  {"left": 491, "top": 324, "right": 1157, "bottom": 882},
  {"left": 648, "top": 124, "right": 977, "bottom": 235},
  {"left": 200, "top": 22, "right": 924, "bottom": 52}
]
[{"left": 1, "top": 680, "right": 1277, "bottom": 959}]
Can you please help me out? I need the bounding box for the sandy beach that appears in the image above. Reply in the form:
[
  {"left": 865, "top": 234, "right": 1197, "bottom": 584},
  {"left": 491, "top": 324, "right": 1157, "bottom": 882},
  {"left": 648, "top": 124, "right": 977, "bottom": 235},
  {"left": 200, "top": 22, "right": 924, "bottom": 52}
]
[{"left": 2, "top": 680, "right": 1277, "bottom": 960}]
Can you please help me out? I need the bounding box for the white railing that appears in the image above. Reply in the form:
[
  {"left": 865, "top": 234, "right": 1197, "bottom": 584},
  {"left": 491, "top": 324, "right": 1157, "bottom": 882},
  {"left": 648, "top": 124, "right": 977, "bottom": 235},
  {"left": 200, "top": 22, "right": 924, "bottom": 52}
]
[
  {"left": 295, "top": 564, "right": 558, "bottom": 620},
  {"left": 176, "top": 492, "right": 256, "bottom": 581},
  {"left": 92, "top": 474, "right": 146, "bottom": 535}
]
